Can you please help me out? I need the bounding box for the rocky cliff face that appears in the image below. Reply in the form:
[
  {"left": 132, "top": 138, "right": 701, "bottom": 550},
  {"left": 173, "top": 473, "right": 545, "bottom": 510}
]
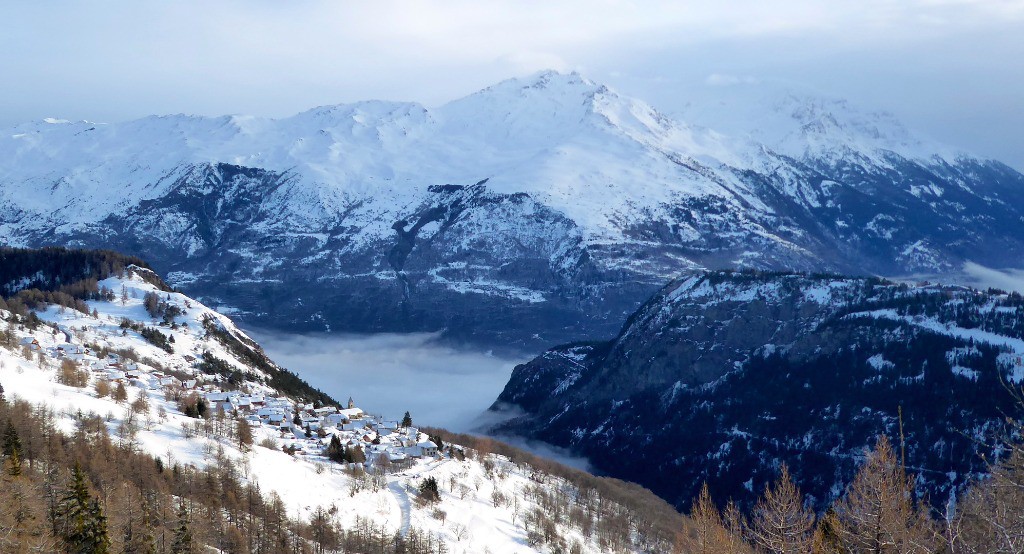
[
  {"left": 491, "top": 271, "right": 1024, "bottom": 509},
  {"left": 3, "top": 72, "right": 1024, "bottom": 348}
]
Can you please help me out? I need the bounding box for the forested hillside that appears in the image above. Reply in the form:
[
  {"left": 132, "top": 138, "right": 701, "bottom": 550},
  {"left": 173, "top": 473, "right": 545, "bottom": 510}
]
[{"left": 493, "top": 271, "right": 1024, "bottom": 514}]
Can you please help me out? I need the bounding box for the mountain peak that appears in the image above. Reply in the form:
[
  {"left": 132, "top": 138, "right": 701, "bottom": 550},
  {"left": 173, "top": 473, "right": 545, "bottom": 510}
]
[
  {"left": 517, "top": 69, "right": 593, "bottom": 89},
  {"left": 454, "top": 69, "right": 607, "bottom": 105},
  {"left": 678, "top": 79, "right": 965, "bottom": 162}
]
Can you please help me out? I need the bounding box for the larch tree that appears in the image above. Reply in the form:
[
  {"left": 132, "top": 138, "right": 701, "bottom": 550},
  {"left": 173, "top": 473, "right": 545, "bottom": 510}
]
[
  {"left": 951, "top": 446, "right": 1024, "bottom": 553},
  {"left": 833, "top": 435, "right": 939, "bottom": 553},
  {"left": 749, "top": 465, "right": 815, "bottom": 554},
  {"left": 811, "top": 509, "right": 845, "bottom": 554},
  {"left": 682, "top": 483, "right": 751, "bottom": 554},
  {"left": 236, "top": 419, "right": 253, "bottom": 452},
  {"left": 113, "top": 382, "right": 129, "bottom": 403}
]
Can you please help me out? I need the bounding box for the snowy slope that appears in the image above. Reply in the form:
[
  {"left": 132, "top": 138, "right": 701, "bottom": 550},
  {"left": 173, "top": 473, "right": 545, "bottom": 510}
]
[
  {"left": 2, "top": 71, "right": 1023, "bottom": 348},
  {"left": 0, "top": 267, "right": 676, "bottom": 553}
]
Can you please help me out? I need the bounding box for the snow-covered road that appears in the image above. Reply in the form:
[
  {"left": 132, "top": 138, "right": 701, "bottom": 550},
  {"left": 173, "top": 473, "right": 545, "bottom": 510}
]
[{"left": 387, "top": 480, "right": 413, "bottom": 536}]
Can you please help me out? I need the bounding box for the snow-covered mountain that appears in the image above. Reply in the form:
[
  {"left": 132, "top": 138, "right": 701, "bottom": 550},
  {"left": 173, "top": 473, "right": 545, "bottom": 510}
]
[
  {"left": 490, "top": 270, "right": 1024, "bottom": 510},
  {"left": 0, "top": 248, "right": 681, "bottom": 553},
  {"left": 2, "top": 71, "right": 1023, "bottom": 347}
]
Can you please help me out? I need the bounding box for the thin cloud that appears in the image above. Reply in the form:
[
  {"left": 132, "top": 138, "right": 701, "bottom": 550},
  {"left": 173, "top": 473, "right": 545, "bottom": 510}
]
[{"left": 1, "top": 1, "right": 1021, "bottom": 168}]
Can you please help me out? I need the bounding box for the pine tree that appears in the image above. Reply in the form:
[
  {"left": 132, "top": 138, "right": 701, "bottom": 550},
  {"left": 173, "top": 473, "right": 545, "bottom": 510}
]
[
  {"left": 350, "top": 445, "right": 366, "bottom": 464},
  {"left": 419, "top": 476, "right": 441, "bottom": 503},
  {"left": 6, "top": 447, "right": 22, "bottom": 477},
  {"left": 749, "top": 465, "right": 814, "bottom": 554},
  {"left": 128, "top": 515, "right": 157, "bottom": 554},
  {"left": 121, "top": 490, "right": 157, "bottom": 554},
  {"left": 401, "top": 411, "right": 413, "bottom": 428},
  {"left": 2, "top": 418, "right": 21, "bottom": 457},
  {"left": 61, "top": 463, "right": 111, "bottom": 553},
  {"left": 326, "top": 435, "right": 346, "bottom": 463},
  {"left": 84, "top": 499, "right": 111, "bottom": 554},
  {"left": 170, "top": 501, "right": 193, "bottom": 554}
]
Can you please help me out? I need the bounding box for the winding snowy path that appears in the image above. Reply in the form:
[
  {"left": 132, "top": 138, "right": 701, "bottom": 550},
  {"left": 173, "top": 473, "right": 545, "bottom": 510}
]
[{"left": 388, "top": 480, "right": 413, "bottom": 536}]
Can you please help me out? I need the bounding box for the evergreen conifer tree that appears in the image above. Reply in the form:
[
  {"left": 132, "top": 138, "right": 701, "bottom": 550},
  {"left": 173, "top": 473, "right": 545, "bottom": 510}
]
[
  {"left": 61, "top": 463, "right": 111, "bottom": 553},
  {"left": 326, "top": 435, "right": 346, "bottom": 463},
  {"left": 170, "top": 501, "right": 193, "bottom": 554},
  {"left": 2, "top": 418, "right": 21, "bottom": 457},
  {"left": 419, "top": 476, "right": 441, "bottom": 503},
  {"left": 6, "top": 447, "right": 22, "bottom": 477}
]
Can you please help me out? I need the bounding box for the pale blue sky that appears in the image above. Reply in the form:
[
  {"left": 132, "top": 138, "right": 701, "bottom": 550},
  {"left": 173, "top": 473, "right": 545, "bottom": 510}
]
[{"left": 2, "top": 0, "right": 1021, "bottom": 168}]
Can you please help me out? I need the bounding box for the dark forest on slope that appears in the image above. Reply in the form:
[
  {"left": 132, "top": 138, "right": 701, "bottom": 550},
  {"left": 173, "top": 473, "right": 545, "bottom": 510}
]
[{"left": 493, "top": 271, "right": 1024, "bottom": 512}]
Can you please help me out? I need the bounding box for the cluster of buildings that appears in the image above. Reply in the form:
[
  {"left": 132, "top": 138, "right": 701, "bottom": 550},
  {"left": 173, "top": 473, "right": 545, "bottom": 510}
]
[
  {"left": 200, "top": 390, "right": 441, "bottom": 467},
  {"left": 20, "top": 325, "right": 440, "bottom": 471},
  {"left": 26, "top": 334, "right": 198, "bottom": 390}
]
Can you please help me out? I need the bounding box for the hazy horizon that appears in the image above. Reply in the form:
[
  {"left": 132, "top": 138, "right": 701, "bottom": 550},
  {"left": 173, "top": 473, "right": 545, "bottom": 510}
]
[{"left": 3, "top": 1, "right": 1022, "bottom": 170}]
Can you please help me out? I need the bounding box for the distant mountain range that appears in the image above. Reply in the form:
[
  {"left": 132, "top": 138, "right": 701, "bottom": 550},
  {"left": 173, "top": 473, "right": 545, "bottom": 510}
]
[{"left": 2, "top": 71, "right": 1023, "bottom": 348}]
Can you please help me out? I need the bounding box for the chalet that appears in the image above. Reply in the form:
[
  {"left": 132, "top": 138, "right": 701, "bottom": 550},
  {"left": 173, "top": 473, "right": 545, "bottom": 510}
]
[
  {"left": 106, "top": 370, "right": 127, "bottom": 381},
  {"left": 264, "top": 412, "right": 287, "bottom": 425},
  {"left": 206, "top": 392, "right": 231, "bottom": 404},
  {"left": 417, "top": 439, "right": 438, "bottom": 458},
  {"left": 57, "top": 343, "right": 85, "bottom": 356},
  {"left": 340, "top": 407, "right": 363, "bottom": 420},
  {"left": 342, "top": 419, "right": 368, "bottom": 431},
  {"left": 324, "top": 413, "right": 348, "bottom": 427},
  {"left": 63, "top": 351, "right": 88, "bottom": 362},
  {"left": 231, "top": 397, "right": 252, "bottom": 411},
  {"left": 19, "top": 337, "right": 41, "bottom": 351},
  {"left": 158, "top": 376, "right": 179, "bottom": 387}
]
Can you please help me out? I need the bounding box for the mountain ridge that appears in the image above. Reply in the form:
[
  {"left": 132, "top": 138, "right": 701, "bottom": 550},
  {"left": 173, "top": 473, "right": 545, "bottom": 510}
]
[
  {"left": 489, "top": 269, "right": 1024, "bottom": 509},
  {"left": 3, "top": 71, "right": 1023, "bottom": 347}
]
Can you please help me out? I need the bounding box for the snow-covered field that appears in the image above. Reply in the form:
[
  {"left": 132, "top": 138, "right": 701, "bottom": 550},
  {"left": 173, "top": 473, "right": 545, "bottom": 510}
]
[{"left": 0, "top": 270, "right": 652, "bottom": 553}]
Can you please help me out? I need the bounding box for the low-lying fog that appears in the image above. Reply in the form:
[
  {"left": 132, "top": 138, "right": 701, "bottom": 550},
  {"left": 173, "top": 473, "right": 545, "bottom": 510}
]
[
  {"left": 963, "top": 262, "right": 1024, "bottom": 294},
  {"left": 246, "top": 330, "right": 527, "bottom": 433}
]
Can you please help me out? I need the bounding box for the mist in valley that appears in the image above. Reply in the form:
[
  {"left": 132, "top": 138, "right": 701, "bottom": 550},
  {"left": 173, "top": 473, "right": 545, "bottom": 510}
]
[
  {"left": 962, "top": 262, "right": 1024, "bottom": 294},
  {"left": 247, "top": 330, "right": 528, "bottom": 432}
]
